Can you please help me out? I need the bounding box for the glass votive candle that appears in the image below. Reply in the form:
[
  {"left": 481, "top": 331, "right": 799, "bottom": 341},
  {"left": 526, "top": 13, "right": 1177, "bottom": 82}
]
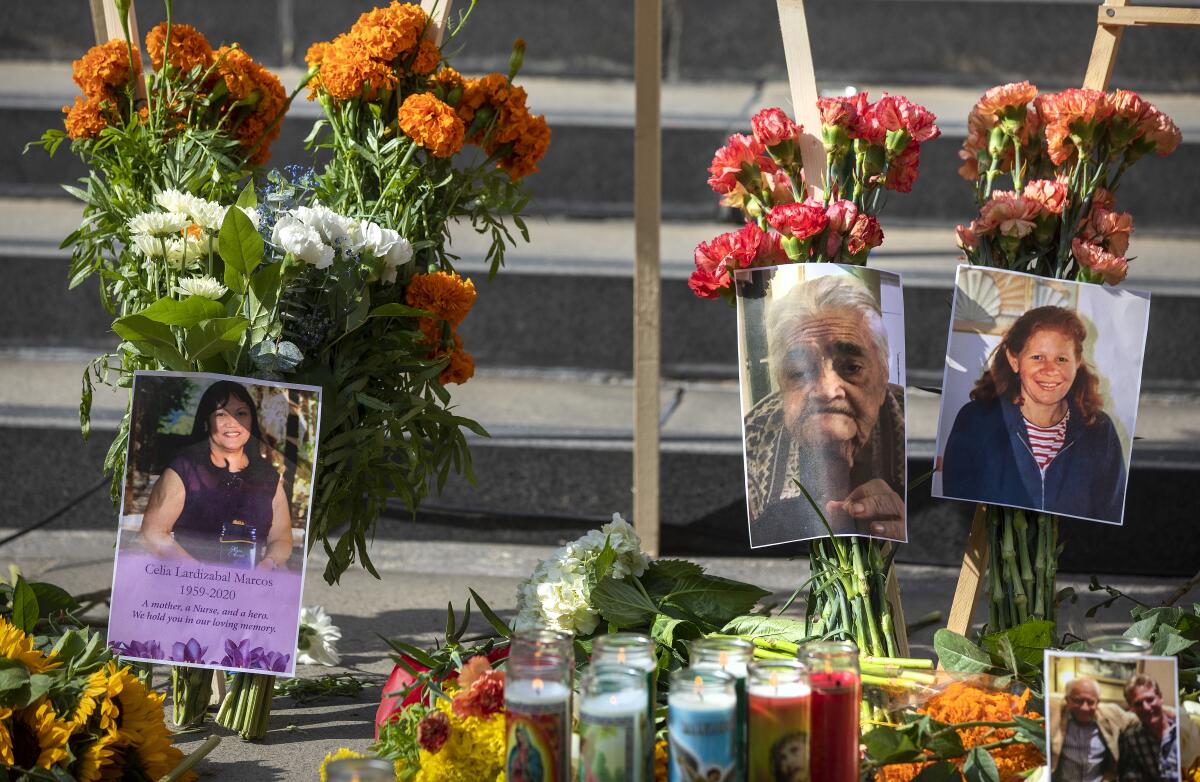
[
  {"left": 799, "top": 641, "right": 861, "bottom": 782},
  {"left": 668, "top": 667, "right": 738, "bottom": 782},
  {"left": 1084, "top": 636, "right": 1152, "bottom": 655},
  {"left": 506, "top": 628, "right": 573, "bottom": 782},
  {"left": 324, "top": 757, "right": 395, "bottom": 782},
  {"left": 578, "top": 665, "right": 650, "bottom": 782},
  {"left": 592, "top": 633, "right": 657, "bottom": 778},
  {"left": 690, "top": 636, "right": 752, "bottom": 778},
  {"left": 748, "top": 659, "right": 811, "bottom": 782}
]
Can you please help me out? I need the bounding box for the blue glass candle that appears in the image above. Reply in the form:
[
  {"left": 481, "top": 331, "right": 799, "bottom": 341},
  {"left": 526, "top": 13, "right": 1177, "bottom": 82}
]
[{"left": 668, "top": 667, "right": 739, "bottom": 782}]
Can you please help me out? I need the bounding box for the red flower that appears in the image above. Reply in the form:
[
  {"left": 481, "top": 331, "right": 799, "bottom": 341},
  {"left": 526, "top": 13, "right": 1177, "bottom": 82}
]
[
  {"left": 688, "top": 265, "right": 726, "bottom": 299},
  {"left": 766, "top": 203, "right": 829, "bottom": 239},
  {"left": 375, "top": 646, "right": 508, "bottom": 737},
  {"left": 859, "top": 95, "right": 903, "bottom": 145},
  {"left": 884, "top": 140, "right": 921, "bottom": 193},
  {"left": 751, "top": 107, "right": 801, "bottom": 148},
  {"left": 817, "top": 96, "right": 854, "bottom": 128},
  {"left": 452, "top": 669, "right": 506, "bottom": 719},
  {"left": 847, "top": 215, "right": 884, "bottom": 255},
  {"left": 417, "top": 710, "right": 451, "bottom": 754},
  {"left": 893, "top": 96, "right": 941, "bottom": 144},
  {"left": 707, "top": 133, "right": 767, "bottom": 195}
]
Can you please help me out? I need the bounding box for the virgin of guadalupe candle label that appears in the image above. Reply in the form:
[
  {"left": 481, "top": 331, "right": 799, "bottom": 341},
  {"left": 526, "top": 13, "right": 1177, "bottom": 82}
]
[
  {"left": 669, "top": 709, "right": 737, "bottom": 782},
  {"left": 578, "top": 711, "right": 646, "bottom": 782},
  {"left": 505, "top": 700, "right": 569, "bottom": 782}
]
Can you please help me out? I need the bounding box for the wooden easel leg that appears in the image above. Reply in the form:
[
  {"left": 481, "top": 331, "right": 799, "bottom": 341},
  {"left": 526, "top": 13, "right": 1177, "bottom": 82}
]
[
  {"left": 775, "top": 0, "right": 828, "bottom": 200},
  {"left": 944, "top": 505, "right": 991, "bottom": 644},
  {"left": 1083, "top": 0, "right": 1130, "bottom": 90}
]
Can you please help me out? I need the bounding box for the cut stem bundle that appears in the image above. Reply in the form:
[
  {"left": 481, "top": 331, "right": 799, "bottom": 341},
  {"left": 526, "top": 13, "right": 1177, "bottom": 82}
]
[
  {"left": 171, "top": 665, "right": 214, "bottom": 729},
  {"left": 215, "top": 672, "right": 275, "bottom": 740},
  {"left": 986, "top": 505, "right": 1058, "bottom": 632}
]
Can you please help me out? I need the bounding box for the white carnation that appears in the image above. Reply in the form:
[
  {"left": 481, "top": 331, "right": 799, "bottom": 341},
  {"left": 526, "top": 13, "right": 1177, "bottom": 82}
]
[
  {"left": 128, "top": 211, "right": 190, "bottom": 238},
  {"left": 272, "top": 214, "right": 334, "bottom": 269},
  {"left": 293, "top": 202, "right": 358, "bottom": 248},
  {"left": 173, "top": 275, "right": 227, "bottom": 300}
]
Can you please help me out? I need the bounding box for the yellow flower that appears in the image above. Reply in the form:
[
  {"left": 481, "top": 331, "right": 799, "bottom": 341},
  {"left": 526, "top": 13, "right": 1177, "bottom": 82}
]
[
  {"left": 7, "top": 701, "right": 76, "bottom": 770},
  {"left": 320, "top": 747, "right": 367, "bottom": 782},
  {"left": 68, "top": 666, "right": 113, "bottom": 728},
  {"left": 0, "top": 616, "right": 60, "bottom": 673},
  {"left": 412, "top": 696, "right": 505, "bottom": 782},
  {"left": 654, "top": 739, "right": 669, "bottom": 781}
]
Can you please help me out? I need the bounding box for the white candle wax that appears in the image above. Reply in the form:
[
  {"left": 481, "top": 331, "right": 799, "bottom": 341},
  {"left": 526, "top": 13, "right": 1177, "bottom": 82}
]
[
  {"left": 580, "top": 687, "right": 646, "bottom": 717},
  {"left": 669, "top": 690, "right": 737, "bottom": 712},
  {"left": 695, "top": 660, "right": 748, "bottom": 679},
  {"left": 505, "top": 678, "right": 570, "bottom": 705},
  {"left": 748, "top": 681, "right": 812, "bottom": 698}
]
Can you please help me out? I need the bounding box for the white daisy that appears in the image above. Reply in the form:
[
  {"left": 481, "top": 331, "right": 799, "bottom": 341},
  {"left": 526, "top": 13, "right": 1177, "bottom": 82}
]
[
  {"left": 296, "top": 605, "right": 341, "bottom": 666},
  {"left": 128, "top": 210, "right": 190, "bottom": 238},
  {"left": 173, "top": 275, "right": 227, "bottom": 300},
  {"left": 129, "top": 233, "right": 165, "bottom": 258}
]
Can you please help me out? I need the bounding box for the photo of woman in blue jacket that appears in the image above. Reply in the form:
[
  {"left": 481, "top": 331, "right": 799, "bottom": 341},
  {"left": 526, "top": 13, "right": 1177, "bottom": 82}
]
[{"left": 942, "top": 305, "right": 1128, "bottom": 524}]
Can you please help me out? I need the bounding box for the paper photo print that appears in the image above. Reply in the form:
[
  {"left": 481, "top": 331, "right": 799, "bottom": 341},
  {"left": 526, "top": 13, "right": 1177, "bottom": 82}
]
[
  {"left": 735, "top": 263, "right": 907, "bottom": 547},
  {"left": 1045, "top": 650, "right": 1188, "bottom": 782},
  {"left": 933, "top": 266, "right": 1150, "bottom": 525},
  {"left": 108, "top": 371, "right": 322, "bottom": 676}
]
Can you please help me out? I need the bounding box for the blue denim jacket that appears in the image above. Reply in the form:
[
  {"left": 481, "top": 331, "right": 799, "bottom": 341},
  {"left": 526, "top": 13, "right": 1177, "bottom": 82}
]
[{"left": 942, "top": 394, "right": 1127, "bottom": 523}]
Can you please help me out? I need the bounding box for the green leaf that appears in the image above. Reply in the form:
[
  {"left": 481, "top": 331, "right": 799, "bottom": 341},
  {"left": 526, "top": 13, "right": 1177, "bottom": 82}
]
[
  {"left": 184, "top": 316, "right": 249, "bottom": 361},
  {"left": 1013, "top": 715, "right": 1047, "bottom": 754},
  {"left": 468, "top": 589, "right": 512, "bottom": 639},
  {"left": 640, "top": 559, "right": 704, "bottom": 597},
  {"left": 368, "top": 303, "right": 429, "bottom": 320},
  {"left": 862, "top": 725, "right": 921, "bottom": 764},
  {"left": 662, "top": 574, "right": 770, "bottom": 628},
  {"left": 650, "top": 614, "right": 700, "bottom": 650},
  {"left": 26, "top": 674, "right": 52, "bottom": 705},
  {"left": 926, "top": 727, "right": 966, "bottom": 758},
  {"left": 29, "top": 582, "right": 79, "bottom": 619},
  {"left": 963, "top": 747, "right": 1001, "bottom": 782},
  {"left": 0, "top": 659, "right": 30, "bottom": 696},
  {"left": 721, "top": 614, "right": 812, "bottom": 644},
  {"left": 113, "top": 313, "right": 176, "bottom": 348},
  {"left": 591, "top": 577, "right": 659, "bottom": 628},
  {"left": 913, "top": 762, "right": 962, "bottom": 782},
  {"left": 1124, "top": 617, "right": 1160, "bottom": 641},
  {"left": 934, "top": 629, "right": 993, "bottom": 673},
  {"left": 981, "top": 620, "right": 1056, "bottom": 669},
  {"left": 135, "top": 295, "right": 224, "bottom": 327},
  {"left": 236, "top": 180, "right": 257, "bottom": 209},
  {"left": 589, "top": 537, "right": 617, "bottom": 588},
  {"left": 218, "top": 205, "right": 263, "bottom": 276},
  {"left": 1150, "top": 630, "right": 1196, "bottom": 657},
  {"left": 11, "top": 576, "right": 39, "bottom": 634}
]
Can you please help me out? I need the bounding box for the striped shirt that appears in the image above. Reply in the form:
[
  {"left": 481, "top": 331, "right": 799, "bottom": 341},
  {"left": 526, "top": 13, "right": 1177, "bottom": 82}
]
[{"left": 1025, "top": 409, "right": 1069, "bottom": 471}]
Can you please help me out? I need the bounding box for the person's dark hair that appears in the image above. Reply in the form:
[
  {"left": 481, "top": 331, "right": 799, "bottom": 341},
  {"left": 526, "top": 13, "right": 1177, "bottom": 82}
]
[
  {"left": 188, "top": 380, "right": 275, "bottom": 474},
  {"left": 1123, "top": 674, "right": 1162, "bottom": 703},
  {"left": 770, "top": 732, "right": 805, "bottom": 782},
  {"left": 970, "top": 306, "right": 1105, "bottom": 425}
]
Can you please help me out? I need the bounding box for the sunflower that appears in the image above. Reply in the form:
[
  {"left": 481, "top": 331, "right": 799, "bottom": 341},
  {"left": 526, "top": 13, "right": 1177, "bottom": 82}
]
[
  {"left": 0, "top": 616, "right": 60, "bottom": 673},
  {"left": 67, "top": 666, "right": 114, "bottom": 728},
  {"left": 8, "top": 702, "right": 75, "bottom": 770},
  {"left": 105, "top": 664, "right": 192, "bottom": 781}
]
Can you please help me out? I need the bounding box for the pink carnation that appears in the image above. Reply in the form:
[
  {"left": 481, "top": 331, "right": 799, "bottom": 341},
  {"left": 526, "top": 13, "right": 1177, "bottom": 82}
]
[
  {"left": 1023, "top": 179, "right": 1068, "bottom": 215},
  {"left": 1109, "top": 89, "right": 1151, "bottom": 126},
  {"left": 817, "top": 96, "right": 855, "bottom": 128},
  {"left": 973, "top": 81, "right": 1038, "bottom": 123},
  {"left": 1140, "top": 107, "right": 1182, "bottom": 156},
  {"left": 884, "top": 140, "right": 921, "bottom": 193},
  {"left": 845, "top": 92, "right": 873, "bottom": 139},
  {"left": 977, "top": 192, "right": 1040, "bottom": 238},
  {"left": 458, "top": 655, "right": 493, "bottom": 689},
  {"left": 707, "top": 134, "right": 764, "bottom": 195},
  {"left": 1085, "top": 207, "right": 1134, "bottom": 257},
  {"left": 1072, "top": 238, "right": 1128, "bottom": 285},
  {"left": 825, "top": 199, "right": 859, "bottom": 234},
  {"left": 955, "top": 222, "right": 979, "bottom": 252},
  {"left": 766, "top": 202, "right": 829, "bottom": 240},
  {"left": 1091, "top": 186, "right": 1116, "bottom": 211},
  {"left": 859, "top": 95, "right": 903, "bottom": 145},
  {"left": 847, "top": 214, "right": 884, "bottom": 255},
  {"left": 452, "top": 669, "right": 505, "bottom": 719},
  {"left": 751, "top": 107, "right": 801, "bottom": 148},
  {"left": 893, "top": 95, "right": 941, "bottom": 144},
  {"left": 417, "top": 710, "right": 451, "bottom": 754}
]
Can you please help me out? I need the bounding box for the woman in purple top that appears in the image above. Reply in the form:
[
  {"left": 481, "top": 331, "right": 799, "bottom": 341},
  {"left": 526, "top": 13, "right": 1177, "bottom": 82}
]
[{"left": 139, "top": 380, "right": 294, "bottom": 569}]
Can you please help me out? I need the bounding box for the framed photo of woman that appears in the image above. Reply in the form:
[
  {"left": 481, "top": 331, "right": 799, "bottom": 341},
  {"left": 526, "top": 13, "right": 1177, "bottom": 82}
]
[
  {"left": 932, "top": 266, "right": 1150, "bottom": 525},
  {"left": 108, "top": 371, "right": 322, "bottom": 676}
]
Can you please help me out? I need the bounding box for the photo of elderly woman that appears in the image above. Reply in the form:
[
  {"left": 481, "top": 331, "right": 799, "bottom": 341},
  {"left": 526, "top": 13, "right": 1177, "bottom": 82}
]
[{"left": 933, "top": 266, "right": 1150, "bottom": 525}]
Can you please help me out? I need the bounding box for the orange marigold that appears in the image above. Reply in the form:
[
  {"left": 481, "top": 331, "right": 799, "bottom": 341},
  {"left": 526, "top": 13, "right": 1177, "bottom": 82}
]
[
  {"left": 876, "top": 683, "right": 1044, "bottom": 782},
  {"left": 62, "top": 96, "right": 109, "bottom": 139},
  {"left": 439, "top": 335, "right": 475, "bottom": 385},
  {"left": 314, "top": 34, "right": 397, "bottom": 101},
  {"left": 406, "top": 271, "right": 477, "bottom": 327},
  {"left": 500, "top": 113, "right": 551, "bottom": 180},
  {"left": 145, "top": 22, "right": 214, "bottom": 74},
  {"left": 211, "top": 45, "right": 287, "bottom": 164},
  {"left": 398, "top": 93, "right": 465, "bottom": 158},
  {"left": 71, "top": 39, "right": 140, "bottom": 100},
  {"left": 349, "top": 1, "right": 427, "bottom": 64},
  {"left": 410, "top": 38, "right": 441, "bottom": 75}
]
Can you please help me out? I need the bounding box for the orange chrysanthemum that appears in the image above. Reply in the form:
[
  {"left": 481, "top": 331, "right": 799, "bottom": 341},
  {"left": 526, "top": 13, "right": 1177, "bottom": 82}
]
[
  {"left": 145, "top": 22, "right": 214, "bottom": 74},
  {"left": 71, "top": 39, "right": 140, "bottom": 100},
  {"left": 398, "top": 93, "right": 465, "bottom": 158},
  {"left": 63, "top": 96, "right": 110, "bottom": 139},
  {"left": 406, "top": 271, "right": 477, "bottom": 327},
  {"left": 877, "top": 683, "right": 1043, "bottom": 782}
]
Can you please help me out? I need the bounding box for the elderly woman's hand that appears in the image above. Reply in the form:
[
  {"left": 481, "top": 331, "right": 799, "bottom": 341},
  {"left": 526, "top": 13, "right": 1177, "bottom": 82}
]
[{"left": 826, "top": 479, "right": 905, "bottom": 538}]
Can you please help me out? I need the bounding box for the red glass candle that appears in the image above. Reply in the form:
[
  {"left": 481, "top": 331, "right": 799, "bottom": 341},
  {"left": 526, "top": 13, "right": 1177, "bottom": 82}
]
[
  {"left": 801, "top": 641, "right": 861, "bottom": 782},
  {"left": 748, "top": 659, "right": 811, "bottom": 782}
]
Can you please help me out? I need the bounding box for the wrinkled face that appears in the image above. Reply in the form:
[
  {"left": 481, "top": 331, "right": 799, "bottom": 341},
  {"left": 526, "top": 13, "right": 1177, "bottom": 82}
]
[
  {"left": 778, "top": 308, "right": 888, "bottom": 451},
  {"left": 775, "top": 734, "right": 808, "bottom": 782},
  {"left": 1066, "top": 681, "right": 1100, "bottom": 723},
  {"left": 1128, "top": 685, "right": 1163, "bottom": 727},
  {"left": 1006, "top": 328, "right": 1080, "bottom": 410},
  {"left": 208, "top": 395, "right": 253, "bottom": 451}
]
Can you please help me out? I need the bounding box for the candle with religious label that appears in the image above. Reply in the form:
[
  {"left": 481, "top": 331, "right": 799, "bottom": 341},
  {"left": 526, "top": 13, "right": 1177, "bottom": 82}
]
[
  {"left": 691, "top": 636, "right": 752, "bottom": 779},
  {"left": 578, "top": 665, "right": 649, "bottom": 782},
  {"left": 592, "top": 633, "right": 657, "bottom": 779},
  {"left": 748, "top": 659, "right": 811, "bottom": 782},
  {"left": 506, "top": 628, "right": 574, "bottom": 782},
  {"left": 799, "top": 641, "right": 860, "bottom": 782},
  {"left": 668, "top": 667, "right": 738, "bottom": 782}
]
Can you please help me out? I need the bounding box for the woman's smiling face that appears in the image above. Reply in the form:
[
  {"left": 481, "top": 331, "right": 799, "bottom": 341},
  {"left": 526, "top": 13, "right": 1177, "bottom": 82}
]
[
  {"left": 1006, "top": 328, "right": 1079, "bottom": 409},
  {"left": 208, "top": 395, "right": 253, "bottom": 451}
]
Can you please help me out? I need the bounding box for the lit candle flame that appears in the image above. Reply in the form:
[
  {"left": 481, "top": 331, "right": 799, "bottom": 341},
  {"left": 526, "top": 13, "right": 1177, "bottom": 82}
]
[
  {"left": 617, "top": 647, "right": 626, "bottom": 665},
  {"left": 769, "top": 671, "right": 779, "bottom": 691},
  {"left": 533, "top": 677, "right": 544, "bottom": 694},
  {"left": 694, "top": 674, "right": 704, "bottom": 701},
  {"left": 608, "top": 694, "right": 617, "bottom": 706},
  {"left": 719, "top": 651, "right": 729, "bottom": 668}
]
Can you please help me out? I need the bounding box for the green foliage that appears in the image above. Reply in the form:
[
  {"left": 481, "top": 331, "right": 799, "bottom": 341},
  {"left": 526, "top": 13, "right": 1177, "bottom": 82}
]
[{"left": 274, "top": 673, "right": 365, "bottom": 704}]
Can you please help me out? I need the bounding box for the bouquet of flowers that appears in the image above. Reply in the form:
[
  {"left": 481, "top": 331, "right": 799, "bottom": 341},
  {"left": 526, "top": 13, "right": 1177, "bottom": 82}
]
[
  {"left": 953, "top": 82, "right": 1180, "bottom": 632},
  {"left": 0, "top": 575, "right": 195, "bottom": 781},
  {"left": 689, "top": 97, "right": 940, "bottom": 658}
]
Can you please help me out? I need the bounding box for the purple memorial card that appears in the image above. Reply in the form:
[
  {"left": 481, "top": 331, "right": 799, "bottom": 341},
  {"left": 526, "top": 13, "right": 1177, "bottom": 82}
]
[{"left": 108, "top": 371, "right": 323, "bottom": 677}]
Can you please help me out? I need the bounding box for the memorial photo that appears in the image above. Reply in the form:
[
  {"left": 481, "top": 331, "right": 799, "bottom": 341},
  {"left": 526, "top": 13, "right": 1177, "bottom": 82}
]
[
  {"left": 1045, "top": 651, "right": 1195, "bottom": 782},
  {"left": 736, "top": 264, "right": 907, "bottom": 547},
  {"left": 933, "top": 266, "right": 1150, "bottom": 525}
]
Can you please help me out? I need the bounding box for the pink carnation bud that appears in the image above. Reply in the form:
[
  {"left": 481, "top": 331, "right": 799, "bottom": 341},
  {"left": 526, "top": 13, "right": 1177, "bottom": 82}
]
[
  {"left": 955, "top": 222, "right": 979, "bottom": 252},
  {"left": 751, "top": 107, "right": 801, "bottom": 148}
]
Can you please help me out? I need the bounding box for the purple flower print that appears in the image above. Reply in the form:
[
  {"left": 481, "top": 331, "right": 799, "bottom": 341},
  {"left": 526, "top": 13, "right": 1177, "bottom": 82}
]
[
  {"left": 221, "top": 638, "right": 254, "bottom": 668},
  {"left": 113, "top": 639, "right": 165, "bottom": 660},
  {"left": 170, "top": 638, "right": 208, "bottom": 663},
  {"left": 251, "top": 648, "right": 291, "bottom": 672}
]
